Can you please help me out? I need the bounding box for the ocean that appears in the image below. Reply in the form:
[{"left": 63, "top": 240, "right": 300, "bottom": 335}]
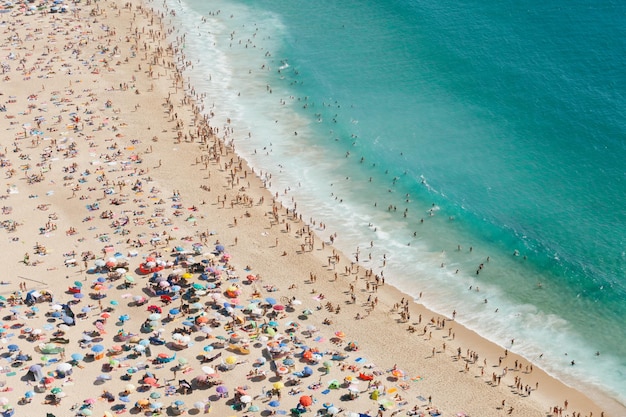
[{"left": 152, "top": 0, "right": 626, "bottom": 407}]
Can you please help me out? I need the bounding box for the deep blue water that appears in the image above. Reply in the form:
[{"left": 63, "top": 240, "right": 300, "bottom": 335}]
[{"left": 154, "top": 0, "right": 626, "bottom": 406}]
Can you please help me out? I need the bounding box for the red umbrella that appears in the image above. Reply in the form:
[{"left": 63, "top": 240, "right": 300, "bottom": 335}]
[
  {"left": 143, "top": 377, "right": 157, "bottom": 386},
  {"left": 299, "top": 395, "right": 313, "bottom": 407},
  {"left": 272, "top": 304, "right": 285, "bottom": 311}
]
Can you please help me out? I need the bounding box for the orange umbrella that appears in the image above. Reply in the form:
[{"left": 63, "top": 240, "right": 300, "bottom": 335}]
[{"left": 334, "top": 331, "right": 345, "bottom": 338}]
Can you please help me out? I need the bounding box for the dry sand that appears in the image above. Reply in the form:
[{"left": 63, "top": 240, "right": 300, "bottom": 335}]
[{"left": 0, "top": 1, "right": 620, "bottom": 417}]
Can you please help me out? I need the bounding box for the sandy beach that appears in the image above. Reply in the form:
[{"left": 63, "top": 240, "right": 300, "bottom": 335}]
[{"left": 0, "top": 1, "right": 620, "bottom": 417}]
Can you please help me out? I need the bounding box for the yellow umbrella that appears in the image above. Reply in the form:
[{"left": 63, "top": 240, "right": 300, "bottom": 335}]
[
  {"left": 225, "top": 356, "right": 237, "bottom": 365},
  {"left": 181, "top": 272, "right": 193, "bottom": 279},
  {"left": 273, "top": 382, "right": 284, "bottom": 390}
]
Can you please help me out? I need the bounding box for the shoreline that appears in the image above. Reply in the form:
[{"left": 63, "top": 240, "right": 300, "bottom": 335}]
[{"left": 0, "top": 1, "right": 620, "bottom": 416}]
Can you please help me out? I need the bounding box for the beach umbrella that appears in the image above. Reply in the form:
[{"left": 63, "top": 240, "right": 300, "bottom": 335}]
[
  {"left": 74, "top": 281, "right": 83, "bottom": 287},
  {"left": 169, "top": 308, "right": 180, "bottom": 315},
  {"left": 24, "top": 390, "right": 35, "bottom": 399},
  {"left": 268, "top": 400, "right": 280, "bottom": 407},
  {"left": 81, "top": 306, "right": 92, "bottom": 313},
  {"left": 7, "top": 344, "right": 19, "bottom": 352},
  {"left": 303, "top": 366, "right": 313, "bottom": 376},
  {"left": 94, "top": 259, "right": 106, "bottom": 267},
  {"left": 80, "top": 409, "right": 93, "bottom": 416},
  {"left": 150, "top": 392, "right": 161, "bottom": 399},
  {"left": 328, "top": 406, "right": 340, "bottom": 415},
  {"left": 97, "top": 374, "right": 112, "bottom": 381},
  {"left": 249, "top": 404, "right": 260, "bottom": 412},
  {"left": 225, "top": 356, "right": 237, "bottom": 365},
  {"left": 56, "top": 363, "right": 72, "bottom": 372},
  {"left": 178, "top": 357, "right": 188, "bottom": 365},
  {"left": 143, "top": 376, "right": 157, "bottom": 386},
  {"left": 50, "top": 388, "right": 62, "bottom": 395},
  {"left": 203, "top": 345, "right": 214, "bottom": 353},
  {"left": 148, "top": 313, "right": 161, "bottom": 321},
  {"left": 216, "top": 385, "right": 228, "bottom": 394},
  {"left": 299, "top": 395, "right": 313, "bottom": 407},
  {"left": 125, "top": 275, "right": 135, "bottom": 284},
  {"left": 202, "top": 366, "right": 215, "bottom": 375},
  {"left": 193, "top": 401, "right": 205, "bottom": 410},
  {"left": 199, "top": 325, "right": 212, "bottom": 335},
  {"left": 125, "top": 384, "right": 136, "bottom": 393},
  {"left": 110, "top": 300, "right": 119, "bottom": 306},
  {"left": 273, "top": 304, "right": 285, "bottom": 311},
  {"left": 150, "top": 402, "right": 163, "bottom": 410},
  {"left": 96, "top": 277, "right": 107, "bottom": 283},
  {"left": 272, "top": 382, "right": 284, "bottom": 390},
  {"left": 282, "top": 358, "right": 295, "bottom": 366},
  {"left": 174, "top": 400, "right": 184, "bottom": 406},
  {"left": 91, "top": 344, "right": 104, "bottom": 353},
  {"left": 74, "top": 293, "right": 84, "bottom": 299},
  {"left": 265, "top": 297, "right": 277, "bottom": 305}
]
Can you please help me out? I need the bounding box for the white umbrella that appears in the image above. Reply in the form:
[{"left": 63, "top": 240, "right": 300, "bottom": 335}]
[
  {"left": 56, "top": 363, "right": 72, "bottom": 372},
  {"left": 201, "top": 366, "right": 216, "bottom": 375}
]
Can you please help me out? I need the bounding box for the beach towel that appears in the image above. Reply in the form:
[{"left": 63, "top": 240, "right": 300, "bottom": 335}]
[
  {"left": 355, "top": 357, "right": 365, "bottom": 363},
  {"left": 321, "top": 389, "right": 330, "bottom": 395}
]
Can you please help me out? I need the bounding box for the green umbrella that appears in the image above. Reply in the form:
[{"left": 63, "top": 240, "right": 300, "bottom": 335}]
[
  {"left": 178, "top": 357, "right": 188, "bottom": 365},
  {"left": 51, "top": 387, "right": 62, "bottom": 395},
  {"left": 74, "top": 281, "right": 83, "bottom": 287},
  {"left": 150, "top": 392, "right": 161, "bottom": 399}
]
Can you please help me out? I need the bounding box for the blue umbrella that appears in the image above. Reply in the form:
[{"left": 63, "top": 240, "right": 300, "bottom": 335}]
[
  {"left": 73, "top": 293, "right": 84, "bottom": 299},
  {"left": 203, "top": 345, "right": 214, "bottom": 352},
  {"left": 61, "top": 315, "right": 74, "bottom": 325},
  {"left": 81, "top": 306, "right": 92, "bottom": 313},
  {"left": 169, "top": 308, "right": 180, "bottom": 315},
  {"left": 96, "top": 277, "right": 106, "bottom": 283},
  {"left": 174, "top": 400, "right": 184, "bottom": 406},
  {"left": 182, "top": 320, "right": 194, "bottom": 327},
  {"left": 91, "top": 344, "right": 105, "bottom": 353},
  {"left": 7, "top": 344, "right": 19, "bottom": 352},
  {"left": 268, "top": 400, "right": 280, "bottom": 407},
  {"left": 28, "top": 364, "right": 42, "bottom": 373},
  {"left": 215, "top": 245, "right": 225, "bottom": 253},
  {"left": 303, "top": 366, "right": 313, "bottom": 376},
  {"left": 265, "top": 297, "right": 277, "bottom": 305},
  {"left": 171, "top": 285, "right": 181, "bottom": 292},
  {"left": 51, "top": 311, "right": 62, "bottom": 318},
  {"left": 119, "top": 314, "right": 129, "bottom": 322},
  {"left": 119, "top": 396, "right": 130, "bottom": 403},
  {"left": 71, "top": 353, "right": 84, "bottom": 361},
  {"left": 139, "top": 339, "right": 150, "bottom": 346},
  {"left": 24, "top": 390, "right": 35, "bottom": 398}
]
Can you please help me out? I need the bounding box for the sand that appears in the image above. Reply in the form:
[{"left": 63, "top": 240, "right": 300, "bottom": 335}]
[{"left": 0, "top": 1, "right": 620, "bottom": 417}]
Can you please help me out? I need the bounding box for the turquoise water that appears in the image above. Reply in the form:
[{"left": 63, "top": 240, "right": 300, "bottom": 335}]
[{"left": 153, "top": 0, "right": 626, "bottom": 407}]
